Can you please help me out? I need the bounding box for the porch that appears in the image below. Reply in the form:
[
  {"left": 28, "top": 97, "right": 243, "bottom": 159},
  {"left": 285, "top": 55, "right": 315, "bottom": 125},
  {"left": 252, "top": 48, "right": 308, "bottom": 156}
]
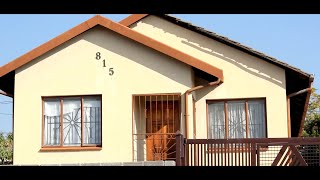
[{"left": 131, "top": 93, "right": 320, "bottom": 166}]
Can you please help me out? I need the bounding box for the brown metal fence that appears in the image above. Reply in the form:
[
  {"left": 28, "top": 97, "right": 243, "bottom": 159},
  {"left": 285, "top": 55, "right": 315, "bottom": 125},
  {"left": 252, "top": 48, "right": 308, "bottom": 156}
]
[{"left": 175, "top": 132, "right": 320, "bottom": 166}]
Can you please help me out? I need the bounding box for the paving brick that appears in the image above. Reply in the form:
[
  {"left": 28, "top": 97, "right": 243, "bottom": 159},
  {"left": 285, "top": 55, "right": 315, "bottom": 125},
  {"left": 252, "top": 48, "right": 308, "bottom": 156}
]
[
  {"left": 144, "top": 161, "right": 165, "bottom": 166},
  {"left": 164, "top": 161, "right": 176, "bottom": 166},
  {"left": 100, "top": 162, "right": 123, "bottom": 166},
  {"left": 123, "top": 161, "right": 144, "bottom": 166}
]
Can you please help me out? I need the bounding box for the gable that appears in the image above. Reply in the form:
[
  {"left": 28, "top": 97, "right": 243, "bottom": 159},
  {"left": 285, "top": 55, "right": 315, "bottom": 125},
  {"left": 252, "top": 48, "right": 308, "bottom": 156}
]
[
  {"left": 0, "top": 15, "right": 224, "bottom": 96},
  {"left": 15, "top": 26, "right": 195, "bottom": 95}
]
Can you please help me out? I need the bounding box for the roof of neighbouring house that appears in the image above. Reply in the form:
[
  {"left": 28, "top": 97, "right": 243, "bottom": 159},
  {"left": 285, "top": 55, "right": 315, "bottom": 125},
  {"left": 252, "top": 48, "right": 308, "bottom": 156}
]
[{"left": 120, "top": 14, "right": 314, "bottom": 137}]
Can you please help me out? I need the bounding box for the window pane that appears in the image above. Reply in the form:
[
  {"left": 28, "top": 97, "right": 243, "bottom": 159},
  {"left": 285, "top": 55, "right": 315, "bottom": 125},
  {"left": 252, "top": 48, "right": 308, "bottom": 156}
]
[
  {"left": 83, "top": 96, "right": 101, "bottom": 145},
  {"left": 63, "top": 97, "right": 81, "bottom": 146},
  {"left": 44, "top": 98, "right": 60, "bottom": 146},
  {"left": 208, "top": 102, "right": 225, "bottom": 139},
  {"left": 228, "top": 101, "right": 246, "bottom": 139},
  {"left": 248, "top": 100, "right": 266, "bottom": 138}
]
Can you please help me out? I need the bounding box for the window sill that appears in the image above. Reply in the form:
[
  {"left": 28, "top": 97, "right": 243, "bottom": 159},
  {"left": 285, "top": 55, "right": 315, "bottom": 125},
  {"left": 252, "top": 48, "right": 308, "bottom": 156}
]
[{"left": 40, "top": 147, "right": 102, "bottom": 152}]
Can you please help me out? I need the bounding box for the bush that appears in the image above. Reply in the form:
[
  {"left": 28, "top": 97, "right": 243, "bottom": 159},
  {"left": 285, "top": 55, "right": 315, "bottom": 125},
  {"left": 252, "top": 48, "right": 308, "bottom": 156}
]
[{"left": 0, "top": 132, "right": 13, "bottom": 164}]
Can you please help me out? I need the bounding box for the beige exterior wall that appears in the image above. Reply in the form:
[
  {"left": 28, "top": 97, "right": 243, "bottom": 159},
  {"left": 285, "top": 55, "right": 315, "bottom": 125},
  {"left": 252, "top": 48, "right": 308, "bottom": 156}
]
[
  {"left": 130, "top": 15, "right": 288, "bottom": 139},
  {"left": 14, "top": 26, "right": 193, "bottom": 165}
]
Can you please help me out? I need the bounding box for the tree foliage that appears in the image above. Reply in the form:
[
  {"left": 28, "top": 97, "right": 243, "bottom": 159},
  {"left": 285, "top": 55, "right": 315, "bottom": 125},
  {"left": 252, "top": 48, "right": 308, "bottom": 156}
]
[
  {"left": 302, "top": 88, "right": 320, "bottom": 137},
  {"left": 0, "top": 132, "right": 13, "bottom": 164}
]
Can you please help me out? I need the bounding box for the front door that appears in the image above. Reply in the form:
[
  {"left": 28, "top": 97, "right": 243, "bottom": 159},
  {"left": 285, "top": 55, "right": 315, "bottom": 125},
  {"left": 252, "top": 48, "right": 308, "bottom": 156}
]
[{"left": 146, "top": 100, "right": 180, "bottom": 160}]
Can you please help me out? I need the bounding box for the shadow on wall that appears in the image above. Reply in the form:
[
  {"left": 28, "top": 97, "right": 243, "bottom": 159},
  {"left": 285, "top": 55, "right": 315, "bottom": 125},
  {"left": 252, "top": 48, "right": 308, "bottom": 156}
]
[
  {"left": 134, "top": 17, "right": 285, "bottom": 89},
  {"left": 195, "top": 85, "right": 219, "bottom": 102},
  {"left": 182, "top": 41, "right": 283, "bottom": 87}
]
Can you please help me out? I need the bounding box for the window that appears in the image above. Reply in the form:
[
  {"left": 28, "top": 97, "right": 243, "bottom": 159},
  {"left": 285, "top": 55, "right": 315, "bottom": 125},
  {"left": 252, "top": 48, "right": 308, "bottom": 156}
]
[
  {"left": 42, "top": 95, "right": 102, "bottom": 148},
  {"left": 207, "top": 98, "right": 266, "bottom": 139}
]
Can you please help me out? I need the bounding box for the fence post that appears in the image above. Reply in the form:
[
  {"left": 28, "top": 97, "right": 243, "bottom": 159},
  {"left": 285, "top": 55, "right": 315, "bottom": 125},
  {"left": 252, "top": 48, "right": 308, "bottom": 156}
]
[
  {"left": 251, "top": 142, "right": 257, "bottom": 166},
  {"left": 176, "top": 130, "right": 183, "bottom": 166}
]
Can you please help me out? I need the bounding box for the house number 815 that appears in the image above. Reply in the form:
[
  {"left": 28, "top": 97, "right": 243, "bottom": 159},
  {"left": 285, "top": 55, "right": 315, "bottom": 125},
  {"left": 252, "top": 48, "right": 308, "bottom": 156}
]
[{"left": 95, "top": 52, "right": 114, "bottom": 76}]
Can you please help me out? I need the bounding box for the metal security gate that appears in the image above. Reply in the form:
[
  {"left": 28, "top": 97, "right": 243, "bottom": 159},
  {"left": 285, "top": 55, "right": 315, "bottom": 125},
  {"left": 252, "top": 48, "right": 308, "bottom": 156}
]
[{"left": 132, "top": 94, "right": 181, "bottom": 161}]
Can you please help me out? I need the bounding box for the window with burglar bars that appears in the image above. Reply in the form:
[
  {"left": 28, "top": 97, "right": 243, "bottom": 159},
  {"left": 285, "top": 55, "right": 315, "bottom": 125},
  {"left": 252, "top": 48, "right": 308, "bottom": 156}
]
[
  {"left": 207, "top": 98, "right": 267, "bottom": 139},
  {"left": 42, "top": 95, "right": 102, "bottom": 147}
]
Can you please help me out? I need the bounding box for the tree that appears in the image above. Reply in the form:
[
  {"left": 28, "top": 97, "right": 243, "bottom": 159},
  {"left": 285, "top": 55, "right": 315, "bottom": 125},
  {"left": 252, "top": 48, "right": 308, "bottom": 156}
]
[
  {"left": 302, "top": 88, "right": 320, "bottom": 137},
  {"left": 0, "top": 132, "right": 13, "bottom": 164}
]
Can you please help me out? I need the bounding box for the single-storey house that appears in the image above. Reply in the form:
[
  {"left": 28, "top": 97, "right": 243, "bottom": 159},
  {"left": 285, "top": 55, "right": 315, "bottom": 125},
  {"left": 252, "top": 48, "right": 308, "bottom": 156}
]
[{"left": 0, "top": 14, "right": 313, "bottom": 165}]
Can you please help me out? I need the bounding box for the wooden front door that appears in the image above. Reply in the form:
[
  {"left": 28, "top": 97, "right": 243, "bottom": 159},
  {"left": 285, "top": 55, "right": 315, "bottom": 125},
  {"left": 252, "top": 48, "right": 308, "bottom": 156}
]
[{"left": 146, "top": 100, "right": 180, "bottom": 160}]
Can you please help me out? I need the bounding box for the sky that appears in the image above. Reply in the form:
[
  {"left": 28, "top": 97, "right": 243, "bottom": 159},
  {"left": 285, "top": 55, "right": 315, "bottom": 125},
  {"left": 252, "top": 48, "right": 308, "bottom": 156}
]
[{"left": 0, "top": 14, "right": 319, "bottom": 133}]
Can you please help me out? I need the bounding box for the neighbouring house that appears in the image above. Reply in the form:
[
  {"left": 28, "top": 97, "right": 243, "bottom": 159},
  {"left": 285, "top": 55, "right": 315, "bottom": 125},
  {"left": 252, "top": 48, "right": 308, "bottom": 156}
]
[{"left": 0, "top": 14, "right": 314, "bottom": 166}]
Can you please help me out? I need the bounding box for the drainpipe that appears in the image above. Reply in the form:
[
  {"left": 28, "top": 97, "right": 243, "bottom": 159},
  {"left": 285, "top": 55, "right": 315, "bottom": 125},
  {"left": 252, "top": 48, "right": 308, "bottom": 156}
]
[
  {"left": 287, "top": 86, "right": 312, "bottom": 137},
  {"left": 185, "top": 79, "right": 221, "bottom": 139}
]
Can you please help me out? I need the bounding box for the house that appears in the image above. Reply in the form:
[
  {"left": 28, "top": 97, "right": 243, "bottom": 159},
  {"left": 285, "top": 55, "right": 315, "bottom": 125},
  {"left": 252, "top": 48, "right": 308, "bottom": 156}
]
[{"left": 0, "top": 14, "right": 314, "bottom": 165}]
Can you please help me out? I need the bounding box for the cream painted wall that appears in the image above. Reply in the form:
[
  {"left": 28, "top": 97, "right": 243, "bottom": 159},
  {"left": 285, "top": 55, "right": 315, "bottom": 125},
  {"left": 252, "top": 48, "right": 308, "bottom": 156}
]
[
  {"left": 130, "top": 16, "right": 288, "bottom": 139},
  {"left": 14, "top": 26, "right": 193, "bottom": 165}
]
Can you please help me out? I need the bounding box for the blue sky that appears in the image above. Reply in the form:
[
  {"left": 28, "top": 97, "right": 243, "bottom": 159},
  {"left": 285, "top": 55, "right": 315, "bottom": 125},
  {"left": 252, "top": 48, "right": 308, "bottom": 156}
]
[{"left": 0, "top": 14, "right": 319, "bottom": 133}]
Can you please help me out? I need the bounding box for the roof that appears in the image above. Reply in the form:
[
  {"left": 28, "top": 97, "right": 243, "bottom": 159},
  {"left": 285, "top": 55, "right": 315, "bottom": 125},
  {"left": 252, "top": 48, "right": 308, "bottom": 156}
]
[
  {"left": 120, "top": 14, "right": 314, "bottom": 137},
  {"left": 0, "top": 15, "right": 224, "bottom": 91},
  {"left": 120, "top": 14, "right": 313, "bottom": 80}
]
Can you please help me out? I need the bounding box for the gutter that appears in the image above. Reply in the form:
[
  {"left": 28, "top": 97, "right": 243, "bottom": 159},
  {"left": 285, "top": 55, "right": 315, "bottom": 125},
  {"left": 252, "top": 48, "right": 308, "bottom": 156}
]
[
  {"left": 287, "top": 77, "right": 314, "bottom": 137},
  {"left": 185, "top": 79, "right": 221, "bottom": 139},
  {"left": 0, "top": 90, "right": 13, "bottom": 98},
  {"left": 288, "top": 88, "right": 312, "bottom": 98}
]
